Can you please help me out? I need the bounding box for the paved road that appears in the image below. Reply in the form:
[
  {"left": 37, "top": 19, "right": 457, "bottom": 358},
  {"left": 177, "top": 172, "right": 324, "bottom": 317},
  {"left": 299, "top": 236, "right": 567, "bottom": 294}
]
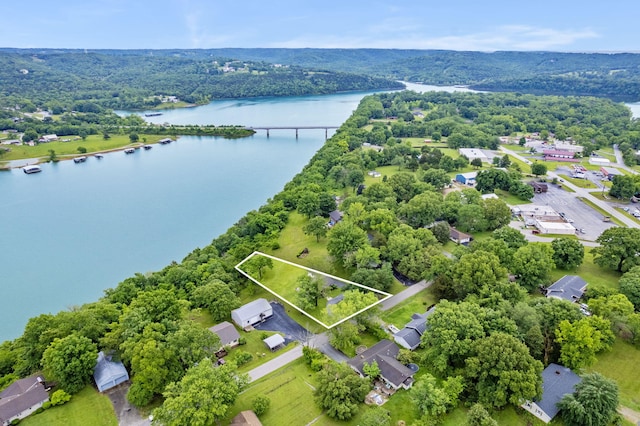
[
  {"left": 500, "top": 146, "right": 640, "bottom": 229},
  {"left": 245, "top": 279, "right": 433, "bottom": 382},
  {"left": 613, "top": 144, "right": 638, "bottom": 175}
]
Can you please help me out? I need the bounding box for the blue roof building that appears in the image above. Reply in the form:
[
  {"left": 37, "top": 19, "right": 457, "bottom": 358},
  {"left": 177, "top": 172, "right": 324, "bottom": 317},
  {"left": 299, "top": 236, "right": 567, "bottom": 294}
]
[
  {"left": 93, "top": 352, "right": 129, "bottom": 392},
  {"left": 521, "top": 363, "right": 582, "bottom": 423}
]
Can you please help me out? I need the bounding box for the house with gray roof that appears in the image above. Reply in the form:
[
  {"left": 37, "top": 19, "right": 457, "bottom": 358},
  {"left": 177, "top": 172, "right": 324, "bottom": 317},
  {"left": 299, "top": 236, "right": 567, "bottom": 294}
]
[
  {"left": 0, "top": 375, "right": 48, "bottom": 425},
  {"left": 231, "top": 298, "right": 272, "bottom": 329},
  {"left": 546, "top": 275, "right": 587, "bottom": 303},
  {"left": 93, "top": 351, "right": 129, "bottom": 392},
  {"left": 209, "top": 321, "right": 241, "bottom": 349},
  {"left": 393, "top": 307, "right": 435, "bottom": 351},
  {"left": 521, "top": 363, "right": 582, "bottom": 423},
  {"left": 348, "top": 339, "right": 414, "bottom": 390}
]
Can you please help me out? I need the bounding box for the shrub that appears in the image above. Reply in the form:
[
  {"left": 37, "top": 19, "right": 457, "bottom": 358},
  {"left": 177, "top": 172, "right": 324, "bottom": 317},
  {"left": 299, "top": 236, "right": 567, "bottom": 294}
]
[
  {"left": 233, "top": 350, "right": 253, "bottom": 366},
  {"left": 42, "top": 401, "right": 52, "bottom": 410},
  {"left": 252, "top": 395, "right": 271, "bottom": 416},
  {"left": 50, "top": 389, "right": 72, "bottom": 406},
  {"left": 238, "top": 336, "right": 247, "bottom": 345},
  {"left": 34, "top": 407, "right": 44, "bottom": 414}
]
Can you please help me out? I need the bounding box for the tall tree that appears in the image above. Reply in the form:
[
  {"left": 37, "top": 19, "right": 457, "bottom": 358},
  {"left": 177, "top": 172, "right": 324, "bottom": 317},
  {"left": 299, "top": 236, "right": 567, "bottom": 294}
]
[
  {"left": 593, "top": 227, "right": 640, "bottom": 272},
  {"left": 42, "top": 334, "right": 98, "bottom": 394},
  {"left": 556, "top": 316, "right": 615, "bottom": 369},
  {"left": 314, "top": 362, "right": 369, "bottom": 420},
  {"left": 481, "top": 198, "right": 511, "bottom": 230},
  {"left": 619, "top": 265, "right": 640, "bottom": 310},
  {"left": 551, "top": 237, "right": 585, "bottom": 270},
  {"left": 492, "top": 226, "right": 527, "bottom": 249},
  {"left": 243, "top": 255, "right": 274, "bottom": 280},
  {"left": 191, "top": 280, "right": 241, "bottom": 322},
  {"left": 303, "top": 216, "right": 328, "bottom": 242},
  {"left": 452, "top": 251, "right": 507, "bottom": 299},
  {"left": 512, "top": 243, "right": 555, "bottom": 291},
  {"left": 558, "top": 373, "right": 619, "bottom": 426},
  {"left": 466, "top": 333, "right": 543, "bottom": 408},
  {"left": 327, "top": 221, "right": 368, "bottom": 265},
  {"left": 152, "top": 359, "right": 248, "bottom": 426},
  {"left": 296, "top": 274, "right": 323, "bottom": 310},
  {"left": 530, "top": 162, "right": 547, "bottom": 176}
]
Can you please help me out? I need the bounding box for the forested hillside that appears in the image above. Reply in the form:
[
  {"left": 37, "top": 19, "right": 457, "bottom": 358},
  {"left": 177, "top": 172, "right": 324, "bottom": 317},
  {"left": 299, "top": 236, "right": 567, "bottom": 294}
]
[{"left": 0, "top": 50, "right": 403, "bottom": 111}]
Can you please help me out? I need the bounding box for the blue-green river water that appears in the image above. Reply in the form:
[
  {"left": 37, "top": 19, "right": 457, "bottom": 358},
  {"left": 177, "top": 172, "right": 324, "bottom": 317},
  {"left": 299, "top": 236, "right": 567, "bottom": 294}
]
[{"left": 1, "top": 84, "right": 637, "bottom": 342}]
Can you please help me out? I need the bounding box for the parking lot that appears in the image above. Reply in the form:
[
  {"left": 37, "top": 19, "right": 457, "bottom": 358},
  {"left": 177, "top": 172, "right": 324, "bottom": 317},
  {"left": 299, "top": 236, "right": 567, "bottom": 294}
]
[{"left": 532, "top": 183, "right": 617, "bottom": 241}]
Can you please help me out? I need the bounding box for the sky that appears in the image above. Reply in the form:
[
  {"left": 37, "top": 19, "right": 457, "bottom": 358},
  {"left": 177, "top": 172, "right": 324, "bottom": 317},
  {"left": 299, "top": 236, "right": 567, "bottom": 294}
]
[{"left": 1, "top": 0, "right": 638, "bottom": 52}]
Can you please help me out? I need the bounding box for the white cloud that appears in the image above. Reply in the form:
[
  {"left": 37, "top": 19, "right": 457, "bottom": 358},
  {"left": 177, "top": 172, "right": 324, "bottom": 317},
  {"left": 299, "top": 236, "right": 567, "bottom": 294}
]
[{"left": 270, "top": 25, "right": 599, "bottom": 51}]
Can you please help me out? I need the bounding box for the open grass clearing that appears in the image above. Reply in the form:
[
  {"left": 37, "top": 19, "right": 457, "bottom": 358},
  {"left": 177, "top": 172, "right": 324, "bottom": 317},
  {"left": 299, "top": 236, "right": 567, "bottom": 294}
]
[
  {"left": 0, "top": 134, "right": 170, "bottom": 162},
  {"left": 380, "top": 287, "right": 437, "bottom": 329},
  {"left": 20, "top": 385, "right": 117, "bottom": 426},
  {"left": 494, "top": 188, "right": 532, "bottom": 205},
  {"left": 548, "top": 247, "right": 621, "bottom": 291},
  {"left": 236, "top": 252, "right": 391, "bottom": 329},
  {"left": 590, "top": 339, "right": 640, "bottom": 412}
]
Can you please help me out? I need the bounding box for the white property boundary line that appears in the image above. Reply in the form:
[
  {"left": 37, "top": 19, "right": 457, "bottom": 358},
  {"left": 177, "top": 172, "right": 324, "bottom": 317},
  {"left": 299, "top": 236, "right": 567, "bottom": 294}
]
[{"left": 235, "top": 251, "right": 392, "bottom": 329}]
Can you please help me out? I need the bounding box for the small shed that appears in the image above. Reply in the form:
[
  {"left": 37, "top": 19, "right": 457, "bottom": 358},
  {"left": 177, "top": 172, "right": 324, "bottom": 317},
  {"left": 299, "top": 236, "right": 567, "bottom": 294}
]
[
  {"left": 328, "top": 210, "right": 343, "bottom": 226},
  {"left": 455, "top": 172, "right": 477, "bottom": 185},
  {"left": 231, "top": 299, "right": 273, "bottom": 328},
  {"left": 263, "top": 334, "right": 285, "bottom": 351},
  {"left": 93, "top": 352, "right": 129, "bottom": 392},
  {"left": 528, "top": 181, "right": 548, "bottom": 193}
]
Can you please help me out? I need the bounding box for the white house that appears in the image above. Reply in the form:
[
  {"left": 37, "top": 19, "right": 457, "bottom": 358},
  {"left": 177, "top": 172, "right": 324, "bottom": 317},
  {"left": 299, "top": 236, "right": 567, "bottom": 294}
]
[
  {"left": 0, "top": 376, "right": 49, "bottom": 426},
  {"left": 521, "top": 364, "right": 581, "bottom": 423},
  {"left": 231, "top": 298, "right": 273, "bottom": 328}
]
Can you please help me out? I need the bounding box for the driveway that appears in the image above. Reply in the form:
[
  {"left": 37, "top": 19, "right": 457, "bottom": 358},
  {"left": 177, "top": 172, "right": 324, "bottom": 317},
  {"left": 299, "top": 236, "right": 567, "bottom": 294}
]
[
  {"left": 254, "top": 302, "right": 311, "bottom": 344},
  {"left": 104, "top": 384, "right": 150, "bottom": 426}
]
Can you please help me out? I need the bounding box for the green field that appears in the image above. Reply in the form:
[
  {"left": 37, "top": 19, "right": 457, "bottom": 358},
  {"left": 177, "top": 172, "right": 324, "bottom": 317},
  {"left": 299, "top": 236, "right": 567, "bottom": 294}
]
[
  {"left": 0, "top": 134, "right": 169, "bottom": 162},
  {"left": 590, "top": 339, "right": 640, "bottom": 411},
  {"left": 237, "top": 252, "right": 388, "bottom": 328},
  {"left": 20, "top": 386, "right": 117, "bottom": 426}
]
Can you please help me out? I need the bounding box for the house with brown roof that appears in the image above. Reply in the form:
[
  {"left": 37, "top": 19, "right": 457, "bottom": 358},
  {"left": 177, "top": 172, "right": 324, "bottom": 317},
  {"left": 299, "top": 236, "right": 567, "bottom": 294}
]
[
  {"left": 348, "top": 340, "right": 415, "bottom": 390},
  {"left": 449, "top": 226, "right": 472, "bottom": 245},
  {"left": 0, "top": 376, "right": 49, "bottom": 426},
  {"left": 231, "top": 410, "right": 263, "bottom": 426}
]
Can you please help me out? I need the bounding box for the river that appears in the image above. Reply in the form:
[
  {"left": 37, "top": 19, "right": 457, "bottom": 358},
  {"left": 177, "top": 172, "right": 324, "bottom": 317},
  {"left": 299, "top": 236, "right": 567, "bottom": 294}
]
[{"left": 1, "top": 84, "right": 638, "bottom": 342}]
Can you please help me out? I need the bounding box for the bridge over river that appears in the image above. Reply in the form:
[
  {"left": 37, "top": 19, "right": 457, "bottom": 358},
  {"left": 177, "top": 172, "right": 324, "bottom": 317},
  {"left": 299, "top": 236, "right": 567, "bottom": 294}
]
[{"left": 246, "top": 126, "right": 339, "bottom": 138}]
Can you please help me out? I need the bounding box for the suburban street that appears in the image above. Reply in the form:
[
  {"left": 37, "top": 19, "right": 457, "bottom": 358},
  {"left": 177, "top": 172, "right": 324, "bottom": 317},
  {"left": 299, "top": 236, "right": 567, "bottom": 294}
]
[{"left": 246, "top": 279, "right": 432, "bottom": 382}]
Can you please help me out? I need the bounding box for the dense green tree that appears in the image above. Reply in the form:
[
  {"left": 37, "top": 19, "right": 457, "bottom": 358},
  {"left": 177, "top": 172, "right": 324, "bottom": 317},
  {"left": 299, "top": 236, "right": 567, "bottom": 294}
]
[
  {"left": 296, "top": 274, "right": 323, "bottom": 310},
  {"left": 410, "top": 374, "right": 451, "bottom": 418},
  {"left": 327, "top": 221, "right": 369, "bottom": 265},
  {"left": 529, "top": 298, "right": 582, "bottom": 365},
  {"left": 42, "top": 334, "right": 98, "bottom": 394},
  {"left": 556, "top": 316, "right": 615, "bottom": 369},
  {"left": 166, "top": 321, "right": 220, "bottom": 369},
  {"left": 350, "top": 263, "right": 394, "bottom": 292},
  {"left": 470, "top": 158, "right": 483, "bottom": 169},
  {"left": 551, "top": 237, "right": 585, "bottom": 270},
  {"left": 619, "top": 266, "right": 640, "bottom": 310},
  {"left": 398, "top": 191, "right": 443, "bottom": 228},
  {"left": 315, "top": 362, "right": 369, "bottom": 420},
  {"left": 297, "top": 191, "right": 321, "bottom": 218},
  {"left": 481, "top": 198, "right": 511, "bottom": 230},
  {"left": 609, "top": 175, "right": 636, "bottom": 199},
  {"left": 252, "top": 395, "right": 271, "bottom": 417},
  {"left": 466, "top": 333, "right": 543, "bottom": 408},
  {"left": 492, "top": 226, "right": 527, "bottom": 249},
  {"left": 422, "top": 300, "right": 487, "bottom": 374},
  {"left": 431, "top": 221, "right": 451, "bottom": 245},
  {"left": 191, "top": 280, "right": 240, "bottom": 322},
  {"left": 530, "top": 162, "right": 547, "bottom": 176},
  {"left": 558, "top": 373, "right": 619, "bottom": 426},
  {"left": 456, "top": 204, "right": 488, "bottom": 233},
  {"left": 466, "top": 403, "right": 497, "bottom": 426},
  {"left": 152, "top": 360, "right": 248, "bottom": 426},
  {"left": 243, "top": 255, "right": 274, "bottom": 280},
  {"left": 593, "top": 227, "right": 640, "bottom": 272},
  {"left": 362, "top": 208, "right": 398, "bottom": 237},
  {"left": 452, "top": 251, "right": 507, "bottom": 299},
  {"left": 129, "top": 133, "right": 139, "bottom": 143},
  {"left": 422, "top": 168, "right": 451, "bottom": 190},
  {"left": 303, "top": 216, "right": 329, "bottom": 242},
  {"left": 587, "top": 294, "right": 635, "bottom": 322},
  {"left": 512, "top": 243, "right": 555, "bottom": 291}
]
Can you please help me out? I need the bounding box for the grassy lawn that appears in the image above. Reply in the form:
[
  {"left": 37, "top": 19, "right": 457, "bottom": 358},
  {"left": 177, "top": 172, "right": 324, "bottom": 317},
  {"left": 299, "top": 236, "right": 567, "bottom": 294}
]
[
  {"left": 380, "top": 287, "right": 437, "bottom": 328},
  {"left": 590, "top": 339, "right": 640, "bottom": 411},
  {"left": 224, "top": 358, "right": 325, "bottom": 426},
  {"left": 548, "top": 247, "right": 621, "bottom": 291},
  {"left": 494, "top": 189, "right": 532, "bottom": 205},
  {"left": 0, "top": 134, "right": 170, "bottom": 162},
  {"left": 562, "top": 175, "right": 600, "bottom": 189},
  {"left": 363, "top": 164, "right": 407, "bottom": 185},
  {"left": 21, "top": 386, "right": 117, "bottom": 426},
  {"left": 238, "top": 252, "right": 386, "bottom": 328}
]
